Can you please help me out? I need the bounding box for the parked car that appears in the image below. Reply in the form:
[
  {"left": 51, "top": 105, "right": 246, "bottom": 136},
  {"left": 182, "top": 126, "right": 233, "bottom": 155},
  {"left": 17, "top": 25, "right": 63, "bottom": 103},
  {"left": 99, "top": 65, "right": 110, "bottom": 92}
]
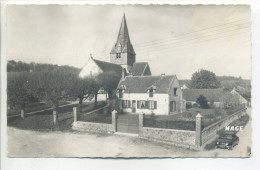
[{"left": 216, "top": 132, "right": 239, "bottom": 150}]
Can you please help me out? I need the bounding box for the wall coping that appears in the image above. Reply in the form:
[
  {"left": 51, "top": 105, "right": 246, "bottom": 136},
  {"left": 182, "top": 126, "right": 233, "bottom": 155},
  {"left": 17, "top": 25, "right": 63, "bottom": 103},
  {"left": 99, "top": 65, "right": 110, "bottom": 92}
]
[
  {"left": 73, "top": 121, "right": 112, "bottom": 125},
  {"left": 202, "top": 108, "right": 246, "bottom": 132},
  {"left": 142, "top": 126, "right": 195, "bottom": 133}
]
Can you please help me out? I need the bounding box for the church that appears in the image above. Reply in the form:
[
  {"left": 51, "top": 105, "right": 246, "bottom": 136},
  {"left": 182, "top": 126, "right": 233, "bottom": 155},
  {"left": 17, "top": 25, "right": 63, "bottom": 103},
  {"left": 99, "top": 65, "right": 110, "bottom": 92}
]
[
  {"left": 79, "top": 14, "right": 184, "bottom": 115},
  {"left": 79, "top": 14, "right": 151, "bottom": 78}
]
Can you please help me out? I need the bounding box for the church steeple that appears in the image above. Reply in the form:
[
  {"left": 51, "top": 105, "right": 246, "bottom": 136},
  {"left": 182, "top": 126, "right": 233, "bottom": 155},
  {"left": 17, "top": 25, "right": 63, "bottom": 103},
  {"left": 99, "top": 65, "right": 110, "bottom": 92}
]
[{"left": 110, "top": 14, "right": 136, "bottom": 72}]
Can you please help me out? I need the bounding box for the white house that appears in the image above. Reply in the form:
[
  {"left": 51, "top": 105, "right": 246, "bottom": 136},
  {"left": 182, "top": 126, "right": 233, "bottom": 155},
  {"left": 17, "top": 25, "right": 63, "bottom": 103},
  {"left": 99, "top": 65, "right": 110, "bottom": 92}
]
[{"left": 117, "top": 75, "right": 185, "bottom": 115}]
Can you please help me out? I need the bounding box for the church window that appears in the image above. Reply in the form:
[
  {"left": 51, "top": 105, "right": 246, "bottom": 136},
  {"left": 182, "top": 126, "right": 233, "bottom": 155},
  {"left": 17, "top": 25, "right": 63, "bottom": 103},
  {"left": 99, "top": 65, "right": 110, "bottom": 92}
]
[{"left": 116, "top": 53, "right": 121, "bottom": 58}]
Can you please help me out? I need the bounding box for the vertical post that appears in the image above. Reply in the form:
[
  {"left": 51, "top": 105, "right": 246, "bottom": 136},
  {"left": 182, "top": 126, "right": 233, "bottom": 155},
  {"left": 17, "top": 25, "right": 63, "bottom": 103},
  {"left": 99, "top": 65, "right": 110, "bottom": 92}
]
[
  {"left": 139, "top": 113, "right": 144, "bottom": 135},
  {"left": 21, "top": 109, "right": 24, "bottom": 119},
  {"left": 196, "top": 113, "right": 202, "bottom": 147},
  {"left": 73, "top": 107, "right": 77, "bottom": 122},
  {"left": 53, "top": 110, "right": 57, "bottom": 125},
  {"left": 112, "top": 110, "right": 117, "bottom": 132}
]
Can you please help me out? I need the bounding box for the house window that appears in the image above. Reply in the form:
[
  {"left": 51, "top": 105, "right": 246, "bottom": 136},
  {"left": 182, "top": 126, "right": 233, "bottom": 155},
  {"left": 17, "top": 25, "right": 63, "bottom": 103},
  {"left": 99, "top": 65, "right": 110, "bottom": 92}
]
[
  {"left": 123, "top": 100, "right": 131, "bottom": 108},
  {"left": 149, "top": 89, "right": 153, "bottom": 97},
  {"left": 137, "top": 100, "right": 147, "bottom": 109},
  {"left": 174, "top": 88, "right": 177, "bottom": 96},
  {"left": 119, "top": 90, "right": 123, "bottom": 98},
  {"left": 116, "top": 53, "right": 121, "bottom": 58},
  {"left": 149, "top": 101, "right": 157, "bottom": 110}
]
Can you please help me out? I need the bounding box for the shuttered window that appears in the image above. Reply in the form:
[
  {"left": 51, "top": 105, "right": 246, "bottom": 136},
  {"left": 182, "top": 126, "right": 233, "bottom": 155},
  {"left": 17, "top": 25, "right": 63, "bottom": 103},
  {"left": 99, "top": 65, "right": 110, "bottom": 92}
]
[
  {"left": 149, "top": 101, "right": 157, "bottom": 110},
  {"left": 123, "top": 100, "right": 131, "bottom": 108}
]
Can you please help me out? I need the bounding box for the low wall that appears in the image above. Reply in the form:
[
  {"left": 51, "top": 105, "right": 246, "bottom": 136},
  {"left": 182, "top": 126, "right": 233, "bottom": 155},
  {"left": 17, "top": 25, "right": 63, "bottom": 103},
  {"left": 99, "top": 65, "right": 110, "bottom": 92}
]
[
  {"left": 72, "top": 121, "right": 114, "bottom": 133},
  {"left": 140, "top": 127, "right": 196, "bottom": 149},
  {"left": 201, "top": 108, "right": 247, "bottom": 145}
]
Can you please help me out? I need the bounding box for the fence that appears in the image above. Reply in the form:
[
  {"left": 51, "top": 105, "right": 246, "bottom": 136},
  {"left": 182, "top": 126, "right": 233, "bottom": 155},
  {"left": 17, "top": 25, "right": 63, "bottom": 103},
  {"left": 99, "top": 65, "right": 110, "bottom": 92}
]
[{"left": 71, "top": 106, "right": 247, "bottom": 148}]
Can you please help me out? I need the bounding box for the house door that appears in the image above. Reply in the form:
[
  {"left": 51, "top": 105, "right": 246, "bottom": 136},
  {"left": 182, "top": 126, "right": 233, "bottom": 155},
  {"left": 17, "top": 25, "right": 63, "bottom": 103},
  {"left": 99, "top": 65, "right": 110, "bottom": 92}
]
[
  {"left": 132, "top": 100, "right": 136, "bottom": 112},
  {"left": 170, "top": 101, "right": 176, "bottom": 112}
]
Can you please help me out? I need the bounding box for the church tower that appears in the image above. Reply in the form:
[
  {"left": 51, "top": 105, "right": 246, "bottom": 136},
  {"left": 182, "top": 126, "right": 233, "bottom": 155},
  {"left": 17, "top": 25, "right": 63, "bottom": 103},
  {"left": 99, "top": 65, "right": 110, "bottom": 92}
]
[{"left": 110, "top": 14, "right": 136, "bottom": 72}]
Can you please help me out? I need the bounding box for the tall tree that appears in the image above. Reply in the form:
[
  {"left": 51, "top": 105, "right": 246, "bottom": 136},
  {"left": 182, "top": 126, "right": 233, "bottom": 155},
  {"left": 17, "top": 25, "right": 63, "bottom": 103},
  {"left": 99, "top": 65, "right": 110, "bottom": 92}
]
[
  {"left": 191, "top": 69, "right": 220, "bottom": 89},
  {"left": 26, "top": 70, "right": 75, "bottom": 111},
  {"left": 7, "top": 72, "right": 38, "bottom": 111},
  {"left": 69, "top": 77, "right": 96, "bottom": 112},
  {"left": 97, "top": 71, "right": 121, "bottom": 99}
]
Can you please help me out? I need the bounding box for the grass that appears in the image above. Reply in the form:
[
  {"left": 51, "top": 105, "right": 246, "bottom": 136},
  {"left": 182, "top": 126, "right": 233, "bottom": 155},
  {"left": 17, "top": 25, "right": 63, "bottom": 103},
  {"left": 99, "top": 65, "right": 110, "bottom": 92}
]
[
  {"left": 204, "top": 114, "right": 250, "bottom": 150},
  {"left": 7, "top": 101, "right": 106, "bottom": 131}
]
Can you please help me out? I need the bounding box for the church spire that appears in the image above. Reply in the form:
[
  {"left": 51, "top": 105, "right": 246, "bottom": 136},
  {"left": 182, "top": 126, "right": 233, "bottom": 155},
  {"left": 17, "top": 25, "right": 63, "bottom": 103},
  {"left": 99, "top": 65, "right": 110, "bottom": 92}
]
[
  {"left": 110, "top": 14, "right": 136, "bottom": 72},
  {"left": 110, "top": 14, "right": 135, "bottom": 55}
]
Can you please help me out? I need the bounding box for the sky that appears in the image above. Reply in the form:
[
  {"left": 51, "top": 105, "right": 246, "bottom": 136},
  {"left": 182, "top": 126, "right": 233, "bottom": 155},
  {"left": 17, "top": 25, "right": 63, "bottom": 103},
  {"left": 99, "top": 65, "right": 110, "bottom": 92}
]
[{"left": 7, "top": 5, "right": 251, "bottom": 79}]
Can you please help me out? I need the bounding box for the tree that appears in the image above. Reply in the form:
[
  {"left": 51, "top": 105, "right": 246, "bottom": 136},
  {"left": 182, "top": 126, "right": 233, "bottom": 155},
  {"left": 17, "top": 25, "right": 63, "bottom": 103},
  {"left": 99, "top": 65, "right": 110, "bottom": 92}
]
[
  {"left": 191, "top": 69, "right": 220, "bottom": 89},
  {"left": 196, "top": 95, "right": 209, "bottom": 109},
  {"left": 26, "top": 70, "right": 75, "bottom": 111},
  {"left": 69, "top": 77, "right": 97, "bottom": 112},
  {"left": 97, "top": 71, "right": 121, "bottom": 99},
  {"left": 7, "top": 72, "right": 38, "bottom": 111}
]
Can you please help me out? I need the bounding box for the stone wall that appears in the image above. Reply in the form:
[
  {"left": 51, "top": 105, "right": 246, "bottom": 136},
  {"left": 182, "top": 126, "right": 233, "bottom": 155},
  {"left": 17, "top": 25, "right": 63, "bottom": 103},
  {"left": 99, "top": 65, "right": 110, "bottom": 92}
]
[
  {"left": 139, "top": 127, "right": 196, "bottom": 149},
  {"left": 72, "top": 121, "right": 114, "bottom": 133},
  {"left": 201, "top": 108, "right": 247, "bottom": 145}
]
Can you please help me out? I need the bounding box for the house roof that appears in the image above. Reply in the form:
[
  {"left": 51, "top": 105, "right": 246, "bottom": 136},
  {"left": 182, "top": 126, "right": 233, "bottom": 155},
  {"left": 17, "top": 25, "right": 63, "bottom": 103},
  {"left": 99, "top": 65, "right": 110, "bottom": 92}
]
[
  {"left": 131, "top": 62, "right": 151, "bottom": 76},
  {"left": 183, "top": 89, "right": 225, "bottom": 102},
  {"left": 93, "top": 59, "right": 122, "bottom": 75},
  {"left": 118, "top": 75, "right": 176, "bottom": 93}
]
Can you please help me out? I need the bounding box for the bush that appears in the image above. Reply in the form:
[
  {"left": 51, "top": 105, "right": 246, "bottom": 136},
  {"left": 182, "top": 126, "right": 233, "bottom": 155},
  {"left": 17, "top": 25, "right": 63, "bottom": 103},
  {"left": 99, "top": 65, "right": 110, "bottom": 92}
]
[
  {"left": 196, "top": 95, "right": 209, "bottom": 109},
  {"left": 192, "top": 103, "right": 198, "bottom": 108},
  {"left": 186, "top": 102, "right": 192, "bottom": 110},
  {"left": 214, "top": 107, "right": 227, "bottom": 116},
  {"left": 182, "top": 112, "right": 192, "bottom": 118}
]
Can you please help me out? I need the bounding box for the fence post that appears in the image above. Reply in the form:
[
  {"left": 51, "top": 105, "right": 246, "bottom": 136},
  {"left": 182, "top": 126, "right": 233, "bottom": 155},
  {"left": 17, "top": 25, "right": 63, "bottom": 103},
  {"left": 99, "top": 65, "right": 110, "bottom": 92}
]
[
  {"left": 73, "top": 107, "right": 77, "bottom": 122},
  {"left": 195, "top": 113, "right": 202, "bottom": 147},
  {"left": 139, "top": 113, "right": 144, "bottom": 135},
  {"left": 53, "top": 110, "right": 57, "bottom": 125},
  {"left": 112, "top": 110, "right": 117, "bottom": 132},
  {"left": 21, "top": 109, "right": 25, "bottom": 119}
]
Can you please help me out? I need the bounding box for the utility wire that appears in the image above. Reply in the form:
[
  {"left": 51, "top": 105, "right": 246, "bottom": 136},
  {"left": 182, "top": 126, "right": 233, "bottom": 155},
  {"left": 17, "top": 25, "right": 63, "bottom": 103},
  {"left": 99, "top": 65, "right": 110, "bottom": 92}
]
[
  {"left": 134, "top": 17, "right": 251, "bottom": 45},
  {"left": 134, "top": 22, "right": 251, "bottom": 49},
  {"left": 135, "top": 26, "right": 251, "bottom": 51}
]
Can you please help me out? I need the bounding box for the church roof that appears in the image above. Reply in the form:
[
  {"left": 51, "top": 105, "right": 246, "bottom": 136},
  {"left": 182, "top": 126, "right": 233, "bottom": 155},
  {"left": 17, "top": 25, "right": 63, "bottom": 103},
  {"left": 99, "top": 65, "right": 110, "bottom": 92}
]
[
  {"left": 182, "top": 89, "right": 226, "bottom": 102},
  {"left": 110, "top": 14, "right": 135, "bottom": 55},
  {"left": 93, "top": 59, "right": 122, "bottom": 75},
  {"left": 117, "top": 75, "right": 177, "bottom": 93},
  {"left": 131, "top": 62, "right": 151, "bottom": 76}
]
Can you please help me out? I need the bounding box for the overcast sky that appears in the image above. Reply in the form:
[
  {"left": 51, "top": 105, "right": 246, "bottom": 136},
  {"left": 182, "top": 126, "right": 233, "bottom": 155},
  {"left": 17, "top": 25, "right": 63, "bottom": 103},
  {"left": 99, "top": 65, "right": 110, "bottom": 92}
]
[{"left": 7, "top": 5, "right": 251, "bottom": 79}]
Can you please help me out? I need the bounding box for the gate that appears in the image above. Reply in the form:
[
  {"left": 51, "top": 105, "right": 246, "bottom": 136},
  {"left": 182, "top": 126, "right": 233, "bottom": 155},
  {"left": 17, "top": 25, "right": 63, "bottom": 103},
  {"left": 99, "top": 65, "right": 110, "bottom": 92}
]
[{"left": 117, "top": 114, "right": 139, "bottom": 134}]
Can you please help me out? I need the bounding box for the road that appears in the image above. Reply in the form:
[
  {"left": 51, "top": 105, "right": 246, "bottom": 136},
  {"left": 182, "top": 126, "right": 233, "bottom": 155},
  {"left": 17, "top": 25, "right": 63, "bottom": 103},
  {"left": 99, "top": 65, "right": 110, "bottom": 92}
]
[
  {"left": 7, "top": 127, "right": 195, "bottom": 157},
  {"left": 189, "top": 108, "right": 252, "bottom": 157}
]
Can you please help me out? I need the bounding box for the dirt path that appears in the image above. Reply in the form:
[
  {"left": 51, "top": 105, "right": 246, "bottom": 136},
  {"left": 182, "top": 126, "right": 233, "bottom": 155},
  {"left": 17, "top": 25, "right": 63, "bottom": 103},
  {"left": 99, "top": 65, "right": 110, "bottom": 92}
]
[{"left": 7, "top": 127, "right": 195, "bottom": 157}]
